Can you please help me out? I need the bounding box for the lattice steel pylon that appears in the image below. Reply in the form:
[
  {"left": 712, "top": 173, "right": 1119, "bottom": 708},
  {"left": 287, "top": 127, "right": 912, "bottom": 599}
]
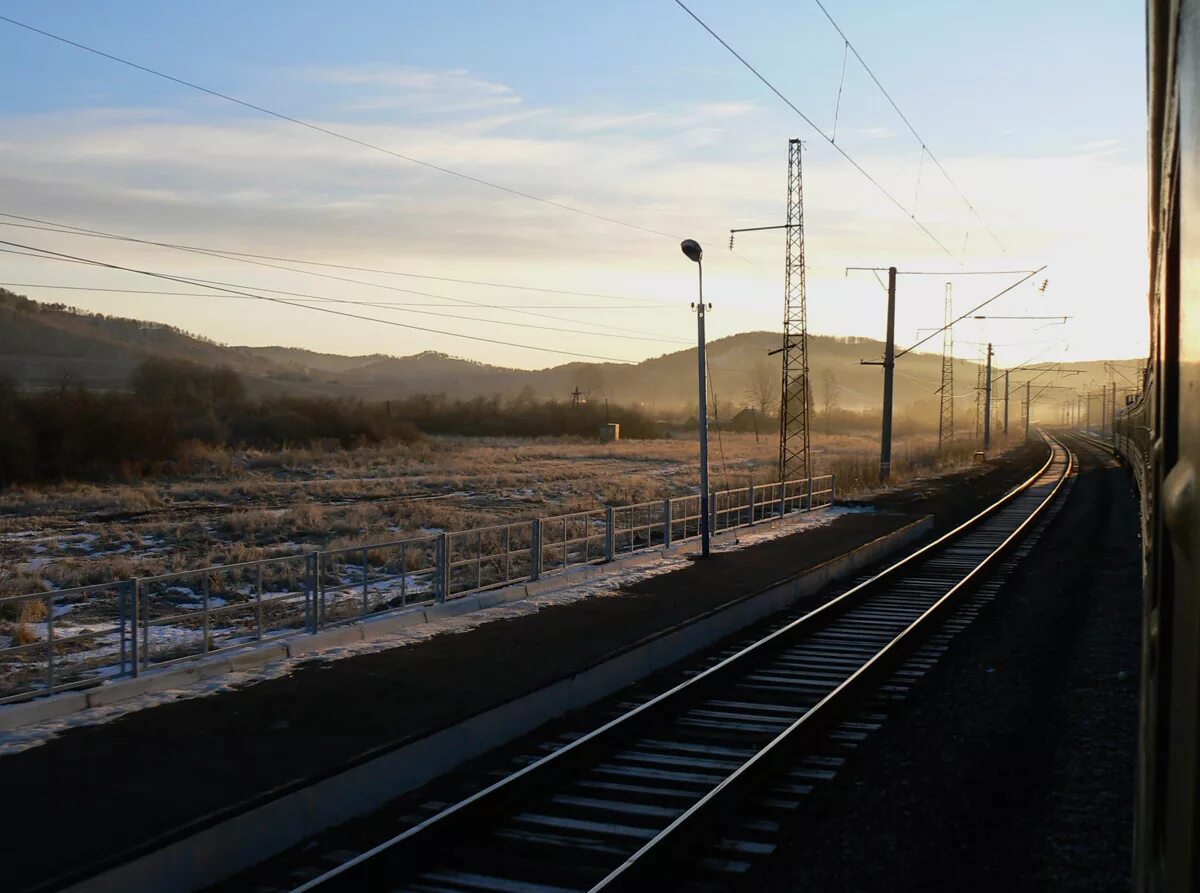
[
  {"left": 937, "top": 282, "right": 954, "bottom": 448},
  {"left": 778, "top": 138, "right": 811, "bottom": 484}
]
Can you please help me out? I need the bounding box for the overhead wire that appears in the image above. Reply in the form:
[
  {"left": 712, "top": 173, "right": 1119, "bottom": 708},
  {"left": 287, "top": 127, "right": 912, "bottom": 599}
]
[
  {"left": 895, "top": 266, "right": 1046, "bottom": 359},
  {"left": 0, "top": 239, "right": 644, "bottom": 364},
  {"left": 705, "top": 352, "right": 734, "bottom": 497},
  {"left": 0, "top": 212, "right": 674, "bottom": 306},
  {"left": 812, "top": 0, "right": 1007, "bottom": 253},
  {"left": 0, "top": 215, "right": 685, "bottom": 342},
  {"left": 672, "top": 0, "right": 956, "bottom": 258},
  {"left": 3, "top": 251, "right": 689, "bottom": 345},
  {"left": 0, "top": 15, "right": 703, "bottom": 244},
  {"left": 0, "top": 283, "right": 667, "bottom": 310}
]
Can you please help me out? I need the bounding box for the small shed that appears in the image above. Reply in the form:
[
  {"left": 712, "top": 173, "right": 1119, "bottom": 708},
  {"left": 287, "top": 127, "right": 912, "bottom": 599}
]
[{"left": 599, "top": 423, "right": 621, "bottom": 442}]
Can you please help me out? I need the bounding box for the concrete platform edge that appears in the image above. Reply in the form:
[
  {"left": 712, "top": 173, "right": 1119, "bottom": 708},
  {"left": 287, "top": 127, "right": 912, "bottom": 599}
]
[{"left": 63, "top": 514, "right": 932, "bottom": 893}]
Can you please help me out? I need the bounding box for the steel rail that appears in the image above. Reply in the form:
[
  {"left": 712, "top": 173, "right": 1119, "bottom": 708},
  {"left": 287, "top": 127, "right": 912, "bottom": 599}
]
[
  {"left": 290, "top": 440, "right": 1068, "bottom": 892},
  {"left": 594, "top": 440, "right": 1073, "bottom": 889}
]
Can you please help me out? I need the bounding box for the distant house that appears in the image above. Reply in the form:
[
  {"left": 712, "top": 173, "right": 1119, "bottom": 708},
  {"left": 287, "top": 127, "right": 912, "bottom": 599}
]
[{"left": 728, "top": 408, "right": 760, "bottom": 433}]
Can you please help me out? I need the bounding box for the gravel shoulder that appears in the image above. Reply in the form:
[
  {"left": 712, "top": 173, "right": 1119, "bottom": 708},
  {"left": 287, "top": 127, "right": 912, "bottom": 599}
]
[{"left": 758, "top": 438, "right": 1141, "bottom": 892}]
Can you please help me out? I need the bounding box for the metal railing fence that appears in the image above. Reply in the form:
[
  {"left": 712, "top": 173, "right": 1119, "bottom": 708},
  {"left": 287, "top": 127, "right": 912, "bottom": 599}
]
[{"left": 0, "top": 473, "right": 833, "bottom": 704}]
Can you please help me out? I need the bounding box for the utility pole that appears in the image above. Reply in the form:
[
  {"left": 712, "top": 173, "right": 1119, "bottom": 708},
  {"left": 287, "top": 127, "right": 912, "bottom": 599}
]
[
  {"left": 938, "top": 281, "right": 954, "bottom": 449},
  {"left": 983, "top": 343, "right": 994, "bottom": 450},
  {"left": 1025, "top": 380, "right": 1031, "bottom": 439},
  {"left": 1003, "top": 369, "right": 1010, "bottom": 436},
  {"left": 857, "top": 265, "right": 897, "bottom": 481},
  {"left": 880, "top": 267, "right": 897, "bottom": 480},
  {"left": 974, "top": 345, "right": 986, "bottom": 442},
  {"left": 1111, "top": 381, "right": 1118, "bottom": 441}
]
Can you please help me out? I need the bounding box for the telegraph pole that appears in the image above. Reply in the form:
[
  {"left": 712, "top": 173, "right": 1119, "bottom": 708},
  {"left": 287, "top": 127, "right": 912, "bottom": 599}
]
[
  {"left": 1111, "top": 381, "right": 1118, "bottom": 441},
  {"left": 937, "top": 282, "right": 954, "bottom": 449},
  {"left": 857, "top": 266, "right": 897, "bottom": 481},
  {"left": 880, "top": 267, "right": 897, "bottom": 480},
  {"left": 1025, "top": 380, "right": 1031, "bottom": 439},
  {"left": 983, "top": 343, "right": 994, "bottom": 450},
  {"left": 1003, "top": 369, "right": 1010, "bottom": 435}
]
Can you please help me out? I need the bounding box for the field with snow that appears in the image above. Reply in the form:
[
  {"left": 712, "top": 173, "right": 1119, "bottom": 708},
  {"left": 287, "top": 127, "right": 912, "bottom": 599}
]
[{"left": 0, "top": 429, "right": 996, "bottom": 699}]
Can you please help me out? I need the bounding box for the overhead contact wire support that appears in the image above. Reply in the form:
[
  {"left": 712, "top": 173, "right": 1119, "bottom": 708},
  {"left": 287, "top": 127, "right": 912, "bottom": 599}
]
[{"left": 778, "top": 139, "right": 812, "bottom": 487}]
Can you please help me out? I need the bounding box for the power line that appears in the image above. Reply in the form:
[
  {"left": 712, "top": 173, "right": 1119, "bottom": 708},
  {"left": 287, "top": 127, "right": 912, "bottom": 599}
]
[
  {"left": 0, "top": 15, "right": 703, "bottom": 244},
  {"left": 0, "top": 239, "right": 644, "bottom": 364},
  {"left": 3, "top": 253, "right": 689, "bottom": 345},
  {"left": 0, "top": 283, "right": 668, "bottom": 310},
  {"left": 0, "top": 215, "right": 682, "bottom": 342},
  {"left": 812, "top": 0, "right": 1005, "bottom": 252},
  {"left": 0, "top": 213, "right": 674, "bottom": 306},
  {"left": 672, "top": 0, "right": 956, "bottom": 258},
  {"left": 895, "top": 266, "right": 1047, "bottom": 359}
]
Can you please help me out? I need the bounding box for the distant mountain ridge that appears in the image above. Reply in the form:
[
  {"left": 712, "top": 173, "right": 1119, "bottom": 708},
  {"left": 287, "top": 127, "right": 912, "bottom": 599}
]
[{"left": 0, "top": 290, "right": 1144, "bottom": 414}]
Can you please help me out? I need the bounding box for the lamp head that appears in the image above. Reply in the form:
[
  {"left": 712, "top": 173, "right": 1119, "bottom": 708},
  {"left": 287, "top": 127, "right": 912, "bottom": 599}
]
[{"left": 680, "top": 239, "right": 703, "bottom": 263}]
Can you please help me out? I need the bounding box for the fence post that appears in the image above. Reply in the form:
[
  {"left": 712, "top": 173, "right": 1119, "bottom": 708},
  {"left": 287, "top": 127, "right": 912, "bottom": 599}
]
[
  {"left": 362, "top": 546, "right": 370, "bottom": 617},
  {"left": 201, "top": 574, "right": 210, "bottom": 653},
  {"left": 604, "top": 507, "right": 615, "bottom": 562},
  {"left": 831, "top": 472, "right": 837, "bottom": 504},
  {"left": 436, "top": 532, "right": 449, "bottom": 602},
  {"left": 747, "top": 480, "right": 755, "bottom": 526},
  {"left": 530, "top": 519, "right": 542, "bottom": 581},
  {"left": 141, "top": 577, "right": 150, "bottom": 670},
  {"left": 45, "top": 593, "right": 54, "bottom": 694},
  {"left": 119, "top": 581, "right": 128, "bottom": 677},
  {"left": 662, "top": 499, "right": 672, "bottom": 549},
  {"left": 305, "top": 553, "right": 317, "bottom": 633},
  {"left": 709, "top": 490, "right": 717, "bottom": 535},
  {"left": 807, "top": 475, "right": 814, "bottom": 512},
  {"left": 131, "top": 579, "right": 140, "bottom": 678},
  {"left": 317, "top": 552, "right": 326, "bottom": 628},
  {"left": 255, "top": 564, "right": 264, "bottom": 640},
  {"left": 779, "top": 482, "right": 786, "bottom": 519}
]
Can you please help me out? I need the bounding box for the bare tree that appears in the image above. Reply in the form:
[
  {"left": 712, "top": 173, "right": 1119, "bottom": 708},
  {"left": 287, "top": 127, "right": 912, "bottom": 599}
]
[
  {"left": 744, "top": 358, "right": 778, "bottom": 418},
  {"left": 576, "top": 366, "right": 605, "bottom": 401},
  {"left": 820, "top": 369, "right": 842, "bottom": 435}
]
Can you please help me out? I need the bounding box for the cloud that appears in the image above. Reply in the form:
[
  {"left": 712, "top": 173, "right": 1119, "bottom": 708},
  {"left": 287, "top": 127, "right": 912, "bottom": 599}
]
[
  {"left": 1078, "top": 138, "right": 1121, "bottom": 154},
  {"left": 310, "top": 64, "right": 522, "bottom": 115},
  {"left": 859, "top": 125, "right": 896, "bottom": 140},
  {"left": 0, "top": 66, "right": 1148, "bottom": 367}
]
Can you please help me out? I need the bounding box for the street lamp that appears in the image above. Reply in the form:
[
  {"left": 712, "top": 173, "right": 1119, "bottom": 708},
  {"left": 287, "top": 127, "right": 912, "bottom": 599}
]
[{"left": 681, "top": 239, "right": 711, "bottom": 559}]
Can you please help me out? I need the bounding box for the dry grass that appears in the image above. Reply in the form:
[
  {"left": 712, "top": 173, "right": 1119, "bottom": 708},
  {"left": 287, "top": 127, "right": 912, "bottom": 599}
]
[{"left": 0, "top": 430, "right": 998, "bottom": 596}]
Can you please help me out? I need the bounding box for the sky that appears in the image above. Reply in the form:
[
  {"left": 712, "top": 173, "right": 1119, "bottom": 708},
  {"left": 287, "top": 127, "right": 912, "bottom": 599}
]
[{"left": 0, "top": 0, "right": 1149, "bottom": 372}]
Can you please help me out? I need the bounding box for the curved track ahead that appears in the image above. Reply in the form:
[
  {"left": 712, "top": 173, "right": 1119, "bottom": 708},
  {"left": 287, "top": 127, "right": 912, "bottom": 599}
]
[{"left": 292, "top": 438, "right": 1073, "bottom": 893}]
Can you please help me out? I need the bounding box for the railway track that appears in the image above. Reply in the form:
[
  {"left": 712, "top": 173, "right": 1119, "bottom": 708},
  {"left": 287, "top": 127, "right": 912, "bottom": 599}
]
[{"left": 279, "top": 438, "right": 1072, "bottom": 893}]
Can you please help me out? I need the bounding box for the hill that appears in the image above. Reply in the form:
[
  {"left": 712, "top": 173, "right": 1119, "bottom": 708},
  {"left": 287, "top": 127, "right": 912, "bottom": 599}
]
[{"left": 0, "top": 290, "right": 1144, "bottom": 418}]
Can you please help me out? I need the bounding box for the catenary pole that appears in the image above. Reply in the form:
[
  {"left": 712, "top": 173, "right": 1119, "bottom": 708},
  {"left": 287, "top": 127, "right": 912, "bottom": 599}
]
[
  {"left": 983, "top": 343, "right": 993, "bottom": 450},
  {"left": 1004, "top": 369, "right": 1010, "bottom": 435},
  {"left": 880, "top": 266, "right": 897, "bottom": 480}
]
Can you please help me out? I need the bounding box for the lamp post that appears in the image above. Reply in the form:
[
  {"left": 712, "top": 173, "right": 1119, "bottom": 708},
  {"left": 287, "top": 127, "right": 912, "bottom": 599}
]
[{"left": 681, "top": 239, "right": 711, "bottom": 558}]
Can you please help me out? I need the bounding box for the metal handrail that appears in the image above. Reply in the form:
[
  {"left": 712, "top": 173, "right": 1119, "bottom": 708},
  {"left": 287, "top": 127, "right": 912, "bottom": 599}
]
[{"left": 1, "top": 473, "right": 836, "bottom": 704}]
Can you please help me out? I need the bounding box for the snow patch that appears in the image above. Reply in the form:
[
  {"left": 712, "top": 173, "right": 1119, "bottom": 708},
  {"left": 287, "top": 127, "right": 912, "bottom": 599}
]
[{"left": 0, "top": 507, "right": 864, "bottom": 755}]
